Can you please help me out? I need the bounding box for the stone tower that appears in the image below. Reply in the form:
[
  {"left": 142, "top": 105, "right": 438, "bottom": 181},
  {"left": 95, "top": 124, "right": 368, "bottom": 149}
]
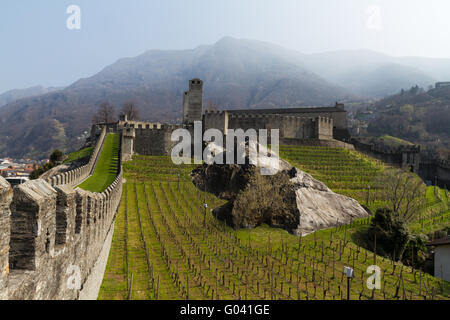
[{"left": 183, "top": 78, "right": 203, "bottom": 125}]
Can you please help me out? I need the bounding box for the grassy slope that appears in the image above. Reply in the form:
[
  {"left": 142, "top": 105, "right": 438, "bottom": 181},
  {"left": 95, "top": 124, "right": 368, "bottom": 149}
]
[
  {"left": 77, "top": 134, "right": 119, "bottom": 193},
  {"left": 99, "top": 154, "right": 448, "bottom": 300},
  {"left": 280, "top": 145, "right": 387, "bottom": 213},
  {"left": 63, "top": 147, "right": 93, "bottom": 164},
  {"left": 378, "top": 135, "right": 414, "bottom": 147},
  {"left": 280, "top": 145, "right": 449, "bottom": 233}
]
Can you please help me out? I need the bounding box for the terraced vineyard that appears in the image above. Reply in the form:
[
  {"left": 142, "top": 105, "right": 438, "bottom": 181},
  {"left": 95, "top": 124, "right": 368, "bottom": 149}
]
[
  {"left": 410, "top": 186, "right": 450, "bottom": 234},
  {"left": 280, "top": 146, "right": 387, "bottom": 212},
  {"left": 280, "top": 145, "right": 450, "bottom": 233},
  {"left": 99, "top": 154, "right": 448, "bottom": 300}
]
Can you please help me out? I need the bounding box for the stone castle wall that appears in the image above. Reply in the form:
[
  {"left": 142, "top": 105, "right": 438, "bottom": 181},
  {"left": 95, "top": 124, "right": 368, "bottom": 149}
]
[
  {"left": 133, "top": 124, "right": 183, "bottom": 156},
  {"left": 116, "top": 80, "right": 350, "bottom": 158},
  {"left": 351, "top": 138, "right": 421, "bottom": 173},
  {"left": 45, "top": 127, "right": 107, "bottom": 188},
  {"left": 204, "top": 111, "right": 334, "bottom": 141},
  {"left": 120, "top": 124, "right": 183, "bottom": 157},
  {"left": 0, "top": 128, "right": 122, "bottom": 300},
  {"left": 419, "top": 158, "right": 450, "bottom": 187}
]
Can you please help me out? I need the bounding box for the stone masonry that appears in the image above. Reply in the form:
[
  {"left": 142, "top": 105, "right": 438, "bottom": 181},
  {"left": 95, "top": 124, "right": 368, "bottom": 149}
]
[
  {"left": 117, "top": 79, "right": 350, "bottom": 159},
  {"left": 0, "top": 127, "right": 123, "bottom": 300}
]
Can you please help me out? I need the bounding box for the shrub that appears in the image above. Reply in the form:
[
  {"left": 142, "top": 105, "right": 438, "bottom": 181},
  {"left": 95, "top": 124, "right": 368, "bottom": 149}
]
[
  {"left": 364, "top": 208, "right": 411, "bottom": 261},
  {"left": 50, "top": 149, "right": 63, "bottom": 164}
]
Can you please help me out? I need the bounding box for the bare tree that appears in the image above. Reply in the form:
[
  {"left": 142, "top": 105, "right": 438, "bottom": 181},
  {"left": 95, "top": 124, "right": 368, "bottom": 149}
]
[
  {"left": 375, "top": 168, "right": 426, "bottom": 222},
  {"left": 92, "top": 102, "right": 116, "bottom": 124},
  {"left": 121, "top": 100, "right": 140, "bottom": 121}
]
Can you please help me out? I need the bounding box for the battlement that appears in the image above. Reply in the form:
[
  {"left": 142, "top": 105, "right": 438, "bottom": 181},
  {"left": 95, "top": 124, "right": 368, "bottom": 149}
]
[
  {"left": 119, "top": 79, "right": 349, "bottom": 159},
  {"left": 121, "top": 121, "right": 182, "bottom": 132},
  {"left": 0, "top": 125, "right": 123, "bottom": 300},
  {"left": 351, "top": 138, "right": 421, "bottom": 173},
  {"left": 46, "top": 127, "right": 107, "bottom": 188},
  {"left": 437, "top": 158, "right": 450, "bottom": 169},
  {"left": 317, "top": 116, "right": 333, "bottom": 124},
  {"left": 0, "top": 167, "right": 122, "bottom": 299},
  {"left": 372, "top": 144, "right": 421, "bottom": 155},
  {"left": 204, "top": 110, "right": 225, "bottom": 115}
]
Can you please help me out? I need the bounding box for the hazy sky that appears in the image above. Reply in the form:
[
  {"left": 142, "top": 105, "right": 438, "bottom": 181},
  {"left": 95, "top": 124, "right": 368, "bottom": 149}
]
[{"left": 1, "top": 0, "right": 450, "bottom": 93}]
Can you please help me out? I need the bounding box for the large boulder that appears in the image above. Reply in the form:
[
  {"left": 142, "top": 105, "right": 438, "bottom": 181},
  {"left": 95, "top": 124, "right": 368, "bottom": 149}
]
[
  {"left": 290, "top": 167, "right": 369, "bottom": 235},
  {"left": 192, "top": 161, "right": 370, "bottom": 235}
]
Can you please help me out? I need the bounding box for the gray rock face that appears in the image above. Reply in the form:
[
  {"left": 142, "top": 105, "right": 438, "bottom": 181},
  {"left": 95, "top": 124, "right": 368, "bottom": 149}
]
[
  {"left": 193, "top": 161, "right": 370, "bottom": 235},
  {"left": 289, "top": 167, "right": 369, "bottom": 235}
]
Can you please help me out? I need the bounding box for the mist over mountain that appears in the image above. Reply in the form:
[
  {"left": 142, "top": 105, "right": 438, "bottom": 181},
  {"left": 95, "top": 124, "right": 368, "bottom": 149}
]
[
  {"left": 302, "top": 49, "right": 440, "bottom": 97},
  {"left": 0, "top": 85, "right": 63, "bottom": 108},
  {"left": 0, "top": 37, "right": 351, "bottom": 159},
  {"left": 1, "top": 37, "right": 450, "bottom": 159}
]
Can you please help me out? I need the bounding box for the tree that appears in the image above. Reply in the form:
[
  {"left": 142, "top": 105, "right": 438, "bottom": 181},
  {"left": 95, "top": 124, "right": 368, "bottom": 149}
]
[
  {"left": 121, "top": 100, "right": 140, "bottom": 121},
  {"left": 375, "top": 168, "right": 426, "bottom": 223},
  {"left": 50, "top": 149, "right": 63, "bottom": 164},
  {"left": 92, "top": 102, "right": 116, "bottom": 124},
  {"left": 232, "top": 171, "right": 298, "bottom": 231},
  {"left": 365, "top": 208, "right": 411, "bottom": 261}
]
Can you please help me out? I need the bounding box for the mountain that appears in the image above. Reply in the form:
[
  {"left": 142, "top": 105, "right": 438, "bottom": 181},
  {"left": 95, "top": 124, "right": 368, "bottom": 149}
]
[
  {"left": 2, "top": 37, "right": 450, "bottom": 159},
  {"left": 302, "top": 49, "right": 438, "bottom": 97},
  {"left": 361, "top": 85, "right": 450, "bottom": 157},
  {"left": 0, "top": 86, "right": 64, "bottom": 108},
  {"left": 0, "top": 37, "right": 351, "bottom": 159}
]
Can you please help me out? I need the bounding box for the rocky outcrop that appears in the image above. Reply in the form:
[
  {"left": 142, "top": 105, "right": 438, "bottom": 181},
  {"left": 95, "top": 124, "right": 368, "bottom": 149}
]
[
  {"left": 289, "top": 167, "right": 370, "bottom": 235},
  {"left": 192, "top": 161, "right": 370, "bottom": 235}
]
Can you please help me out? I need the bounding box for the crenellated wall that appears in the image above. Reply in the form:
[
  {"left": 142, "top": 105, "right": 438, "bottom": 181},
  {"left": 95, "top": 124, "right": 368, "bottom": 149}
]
[
  {"left": 204, "top": 110, "right": 229, "bottom": 134},
  {"left": 130, "top": 124, "right": 183, "bottom": 156},
  {"left": 206, "top": 111, "right": 335, "bottom": 141},
  {"left": 0, "top": 170, "right": 122, "bottom": 300},
  {"left": 351, "top": 138, "right": 421, "bottom": 173},
  {"left": 0, "top": 126, "right": 123, "bottom": 300},
  {"left": 46, "top": 127, "right": 107, "bottom": 188},
  {"left": 419, "top": 158, "right": 450, "bottom": 187}
]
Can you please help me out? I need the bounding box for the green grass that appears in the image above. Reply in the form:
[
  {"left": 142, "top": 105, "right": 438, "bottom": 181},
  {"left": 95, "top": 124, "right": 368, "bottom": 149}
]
[
  {"left": 77, "top": 134, "right": 119, "bottom": 193},
  {"left": 410, "top": 186, "right": 450, "bottom": 234},
  {"left": 99, "top": 154, "right": 448, "bottom": 300},
  {"left": 279, "top": 145, "right": 450, "bottom": 233},
  {"left": 378, "top": 135, "right": 414, "bottom": 147},
  {"left": 63, "top": 147, "right": 94, "bottom": 164},
  {"left": 279, "top": 145, "right": 388, "bottom": 213}
]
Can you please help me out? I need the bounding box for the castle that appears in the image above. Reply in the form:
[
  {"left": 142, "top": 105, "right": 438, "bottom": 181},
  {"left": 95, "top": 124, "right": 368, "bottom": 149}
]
[
  {"left": 118, "top": 78, "right": 353, "bottom": 161},
  {"left": 0, "top": 127, "right": 122, "bottom": 300},
  {"left": 117, "top": 78, "right": 431, "bottom": 176},
  {"left": 0, "top": 79, "right": 444, "bottom": 301}
]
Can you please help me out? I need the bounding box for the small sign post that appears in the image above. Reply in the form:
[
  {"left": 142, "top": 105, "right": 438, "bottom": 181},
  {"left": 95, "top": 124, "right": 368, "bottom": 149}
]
[
  {"left": 343, "top": 266, "right": 354, "bottom": 300},
  {"left": 203, "top": 203, "right": 208, "bottom": 226}
]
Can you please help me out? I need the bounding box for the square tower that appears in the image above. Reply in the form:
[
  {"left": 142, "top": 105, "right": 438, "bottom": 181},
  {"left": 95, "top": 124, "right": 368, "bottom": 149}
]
[{"left": 183, "top": 78, "right": 203, "bottom": 125}]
